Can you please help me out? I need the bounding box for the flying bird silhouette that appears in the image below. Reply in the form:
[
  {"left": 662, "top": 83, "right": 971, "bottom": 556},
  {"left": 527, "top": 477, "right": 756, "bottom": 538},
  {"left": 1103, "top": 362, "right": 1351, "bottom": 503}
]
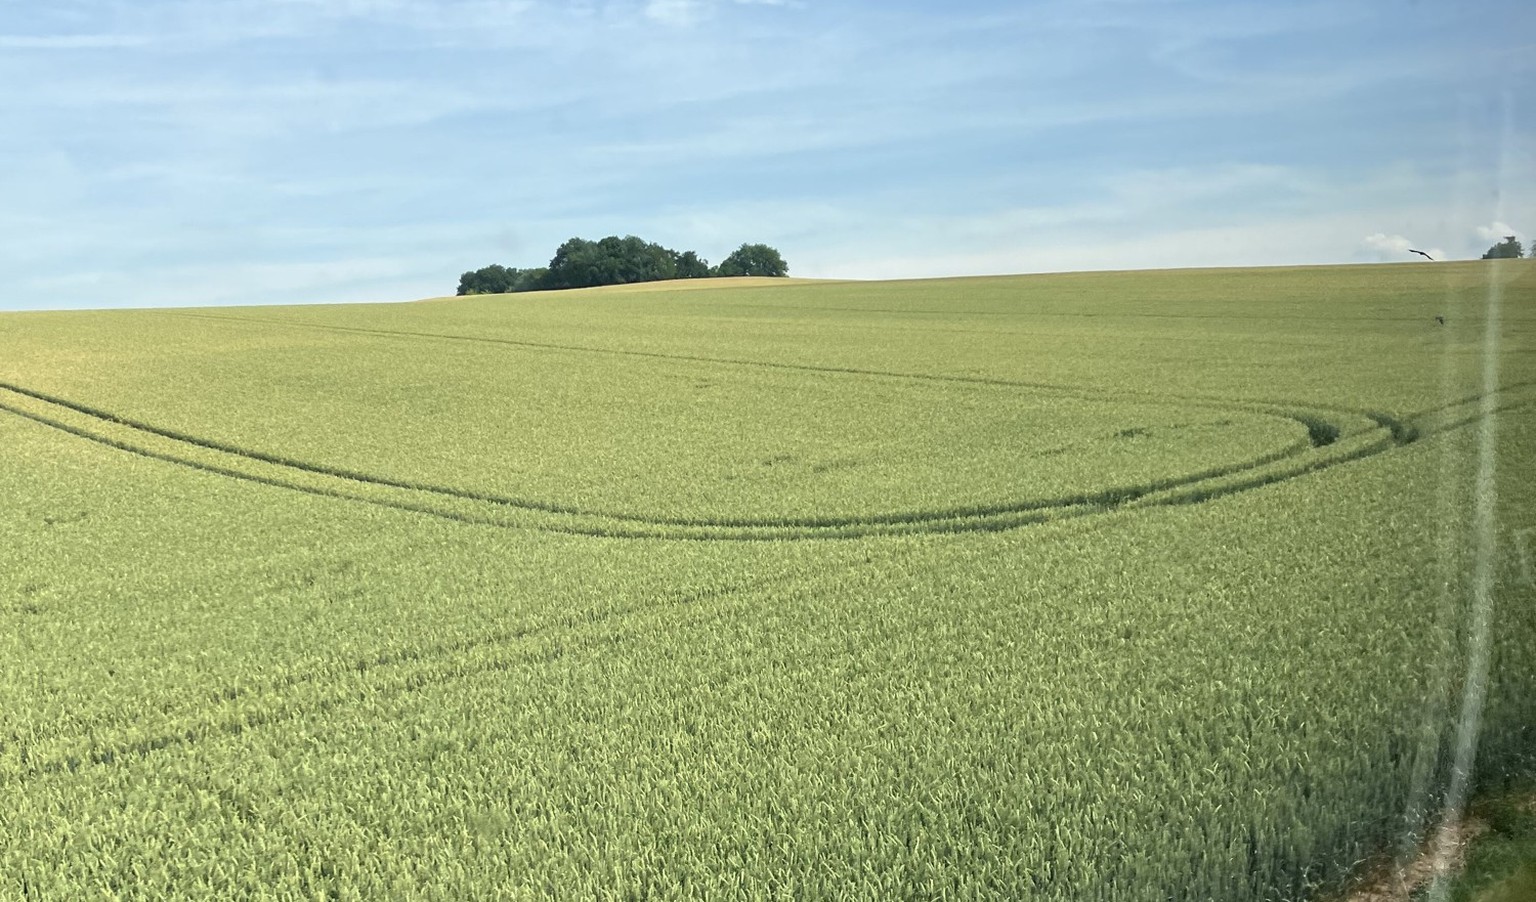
[{"left": 1409, "top": 249, "right": 1434, "bottom": 260}]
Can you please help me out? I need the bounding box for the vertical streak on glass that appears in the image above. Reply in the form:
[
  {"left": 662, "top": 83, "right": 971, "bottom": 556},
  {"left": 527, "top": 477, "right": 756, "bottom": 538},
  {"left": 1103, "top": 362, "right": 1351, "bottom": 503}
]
[
  {"left": 1401, "top": 241, "right": 1467, "bottom": 869},
  {"left": 1426, "top": 265, "right": 1504, "bottom": 901}
]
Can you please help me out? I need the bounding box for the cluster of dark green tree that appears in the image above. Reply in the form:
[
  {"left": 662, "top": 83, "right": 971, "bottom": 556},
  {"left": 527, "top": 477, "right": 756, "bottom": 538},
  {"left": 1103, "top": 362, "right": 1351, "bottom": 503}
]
[
  {"left": 1480, "top": 235, "right": 1532, "bottom": 259},
  {"left": 457, "top": 237, "right": 788, "bottom": 295}
]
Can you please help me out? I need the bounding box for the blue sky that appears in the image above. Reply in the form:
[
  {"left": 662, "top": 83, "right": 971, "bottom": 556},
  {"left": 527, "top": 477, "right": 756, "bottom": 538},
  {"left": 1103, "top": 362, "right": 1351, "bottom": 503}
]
[{"left": 1, "top": 0, "right": 1532, "bottom": 310}]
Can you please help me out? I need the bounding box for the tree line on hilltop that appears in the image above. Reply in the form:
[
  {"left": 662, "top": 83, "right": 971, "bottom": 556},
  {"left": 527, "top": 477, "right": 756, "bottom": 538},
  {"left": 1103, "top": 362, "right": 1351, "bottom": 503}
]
[{"left": 458, "top": 236, "right": 788, "bottom": 295}]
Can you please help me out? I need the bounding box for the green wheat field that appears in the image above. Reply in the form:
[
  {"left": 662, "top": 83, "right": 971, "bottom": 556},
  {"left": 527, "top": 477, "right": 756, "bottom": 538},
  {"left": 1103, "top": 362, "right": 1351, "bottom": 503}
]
[{"left": 3, "top": 261, "right": 1534, "bottom": 900}]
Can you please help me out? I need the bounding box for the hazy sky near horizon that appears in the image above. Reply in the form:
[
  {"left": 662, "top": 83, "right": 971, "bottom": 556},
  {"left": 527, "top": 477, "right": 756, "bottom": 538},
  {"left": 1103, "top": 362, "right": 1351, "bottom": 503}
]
[{"left": 1, "top": 0, "right": 1532, "bottom": 310}]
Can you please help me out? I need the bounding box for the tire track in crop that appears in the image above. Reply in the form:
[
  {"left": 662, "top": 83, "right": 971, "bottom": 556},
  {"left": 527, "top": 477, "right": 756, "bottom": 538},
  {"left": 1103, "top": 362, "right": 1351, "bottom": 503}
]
[
  {"left": 6, "top": 326, "right": 1528, "bottom": 538},
  {"left": 0, "top": 379, "right": 1336, "bottom": 538},
  {"left": 1, "top": 379, "right": 1504, "bottom": 540},
  {"left": 161, "top": 309, "right": 1390, "bottom": 446},
  {"left": 147, "top": 310, "right": 1382, "bottom": 403},
  {"left": 7, "top": 377, "right": 1527, "bottom": 538},
  {"left": 156, "top": 309, "right": 1443, "bottom": 440},
  {"left": 6, "top": 396, "right": 1531, "bottom": 785},
  {"left": 3, "top": 553, "right": 867, "bottom": 784},
  {"left": 679, "top": 301, "right": 1508, "bottom": 325},
  {"left": 2, "top": 397, "right": 1530, "bottom": 779}
]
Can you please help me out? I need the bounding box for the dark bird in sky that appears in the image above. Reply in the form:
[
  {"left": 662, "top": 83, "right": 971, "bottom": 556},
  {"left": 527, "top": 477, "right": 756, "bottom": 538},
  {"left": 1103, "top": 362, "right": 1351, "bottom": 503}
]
[{"left": 1409, "top": 249, "right": 1434, "bottom": 260}]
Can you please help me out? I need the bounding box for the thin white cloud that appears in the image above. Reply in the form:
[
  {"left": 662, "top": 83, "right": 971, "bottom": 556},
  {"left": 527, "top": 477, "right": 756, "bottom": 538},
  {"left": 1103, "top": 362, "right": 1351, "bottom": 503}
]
[
  {"left": 1361, "top": 233, "right": 1444, "bottom": 262},
  {"left": 802, "top": 210, "right": 1450, "bottom": 281},
  {"left": 265, "top": 0, "right": 536, "bottom": 32},
  {"left": 22, "top": 255, "right": 447, "bottom": 310},
  {"left": 673, "top": 156, "right": 1522, "bottom": 281},
  {"left": 1474, "top": 221, "right": 1522, "bottom": 242},
  {"left": 0, "top": 0, "right": 538, "bottom": 53},
  {"left": 643, "top": 0, "right": 796, "bottom": 26},
  {"left": 9, "top": 75, "right": 494, "bottom": 142},
  {"left": 0, "top": 34, "right": 155, "bottom": 49},
  {"left": 1100, "top": 164, "right": 1320, "bottom": 209},
  {"left": 644, "top": 0, "right": 707, "bottom": 26}
]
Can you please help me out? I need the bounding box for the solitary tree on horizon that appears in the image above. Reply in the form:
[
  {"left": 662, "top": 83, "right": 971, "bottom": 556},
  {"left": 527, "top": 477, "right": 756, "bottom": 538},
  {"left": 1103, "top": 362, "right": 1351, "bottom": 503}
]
[
  {"left": 1481, "top": 235, "right": 1525, "bottom": 259},
  {"left": 716, "top": 243, "right": 789, "bottom": 278}
]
